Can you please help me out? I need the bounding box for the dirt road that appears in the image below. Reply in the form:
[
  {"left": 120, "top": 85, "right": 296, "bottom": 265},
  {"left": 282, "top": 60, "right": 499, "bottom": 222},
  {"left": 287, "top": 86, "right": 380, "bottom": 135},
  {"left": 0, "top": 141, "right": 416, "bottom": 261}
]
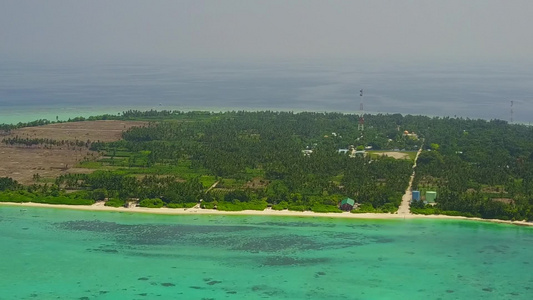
[{"left": 397, "top": 147, "right": 423, "bottom": 215}]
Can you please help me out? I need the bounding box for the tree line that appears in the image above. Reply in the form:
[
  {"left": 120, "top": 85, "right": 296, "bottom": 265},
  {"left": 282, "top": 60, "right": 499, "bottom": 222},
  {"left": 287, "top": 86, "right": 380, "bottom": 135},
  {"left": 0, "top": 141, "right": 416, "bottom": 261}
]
[{"left": 3, "top": 110, "right": 533, "bottom": 220}]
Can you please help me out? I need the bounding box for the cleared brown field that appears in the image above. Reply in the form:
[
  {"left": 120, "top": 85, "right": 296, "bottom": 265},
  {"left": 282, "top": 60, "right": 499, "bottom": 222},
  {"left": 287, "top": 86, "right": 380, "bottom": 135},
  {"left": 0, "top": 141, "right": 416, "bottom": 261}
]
[
  {"left": 370, "top": 151, "right": 410, "bottom": 159},
  {"left": 0, "top": 120, "right": 147, "bottom": 184},
  {"left": 12, "top": 120, "right": 148, "bottom": 142},
  {"left": 0, "top": 146, "right": 95, "bottom": 184}
]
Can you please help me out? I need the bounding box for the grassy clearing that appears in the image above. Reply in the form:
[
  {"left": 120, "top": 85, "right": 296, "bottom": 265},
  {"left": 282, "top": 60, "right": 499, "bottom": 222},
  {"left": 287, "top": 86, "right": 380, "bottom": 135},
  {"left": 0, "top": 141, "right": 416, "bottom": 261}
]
[
  {"left": 79, "top": 157, "right": 211, "bottom": 179},
  {"left": 245, "top": 168, "right": 265, "bottom": 178},
  {"left": 199, "top": 175, "right": 217, "bottom": 188},
  {"left": 367, "top": 150, "right": 417, "bottom": 160},
  {"left": 34, "top": 177, "right": 57, "bottom": 184},
  {"left": 405, "top": 151, "right": 417, "bottom": 160},
  {"left": 77, "top": 161, "right": 104, "bottom": 169},
  {"left": 331, "top": 173, "right": 343, "bottom": 185},
  {"left": 218, "top": 178, "right": 243, "bottom": 189}
]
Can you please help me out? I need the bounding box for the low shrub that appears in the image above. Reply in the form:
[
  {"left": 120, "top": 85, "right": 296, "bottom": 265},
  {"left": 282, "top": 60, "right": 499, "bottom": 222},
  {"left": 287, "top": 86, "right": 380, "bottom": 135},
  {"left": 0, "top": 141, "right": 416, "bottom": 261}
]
[
  {"left": 352, "top": 203, "right": 378, "bottom": 213},
  {"left": 0, "top": 191, "right": 93, "bottom": 205},
  {"left": 36, "top": 196, "right": 94, "bottom": 205},
  {"left": 0, "top": 190, "right": 34, "bottom": 202},
  {"left": 272, "top": 201, "right": 289, "bottom": 211},
  {"left": 310, "top": 204, "right": 341, "bottom": 213},
  {"left": 105, "top": 199, "right": 125, "bottom": 207},
  {"left": 139, "top": 198, "right": 164, "bottom": 208},
  {"left": 217, "top": 200, "right": 268, "bottom": 211},
  {"left": 287, "top": 204, "right": 308, "bottom": 212},
  {"left": 201, "top": 202, "right": 217, "bottom": 209},
  {"left": 167, "top": 202, "right": 197, "bottom": 208}
]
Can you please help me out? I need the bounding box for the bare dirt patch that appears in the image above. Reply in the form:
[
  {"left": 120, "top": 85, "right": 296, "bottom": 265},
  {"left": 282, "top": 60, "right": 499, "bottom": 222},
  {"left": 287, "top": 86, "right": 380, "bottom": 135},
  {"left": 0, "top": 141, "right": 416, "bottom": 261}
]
[
  {"left": 12, "top": 120, "right": 148, "bottom": 142},
  {"left": 372, "top": 151, "right": 409, "bottom": 159},
  {"left": 481, "top": 186, "right": 505, "bottom": 194},
  {"left": 0, "top": 120, "right": 147, "bottom": 184},
  {"left": 0, "top": 146, "right": 94, "bottom": 184},
  {"left": 245, "top": 177, "right": 269, "bottom": 189},
  {"left": 491, "top": 198, "right": 514, "bottom": 205}
]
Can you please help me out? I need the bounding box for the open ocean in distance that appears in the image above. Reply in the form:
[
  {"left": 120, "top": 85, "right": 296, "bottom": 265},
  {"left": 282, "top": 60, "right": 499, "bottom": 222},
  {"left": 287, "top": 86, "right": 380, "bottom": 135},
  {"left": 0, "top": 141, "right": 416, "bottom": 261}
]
[{"left": 1, "top": 59, "right": 532, "bottom": 124}]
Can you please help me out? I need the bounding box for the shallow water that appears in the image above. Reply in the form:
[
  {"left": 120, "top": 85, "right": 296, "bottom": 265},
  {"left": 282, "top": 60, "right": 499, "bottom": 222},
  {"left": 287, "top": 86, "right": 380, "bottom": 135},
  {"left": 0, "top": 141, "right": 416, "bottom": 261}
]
[{"left": 0, "top": 205, "right": 532, "bottom": 300}]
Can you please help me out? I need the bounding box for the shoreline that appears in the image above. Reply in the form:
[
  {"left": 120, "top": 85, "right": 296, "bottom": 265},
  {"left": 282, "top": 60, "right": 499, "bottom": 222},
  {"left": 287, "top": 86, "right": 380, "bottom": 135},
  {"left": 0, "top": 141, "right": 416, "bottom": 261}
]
[{"left": 1, "top": 201, "right": 531, "bottom": 227}]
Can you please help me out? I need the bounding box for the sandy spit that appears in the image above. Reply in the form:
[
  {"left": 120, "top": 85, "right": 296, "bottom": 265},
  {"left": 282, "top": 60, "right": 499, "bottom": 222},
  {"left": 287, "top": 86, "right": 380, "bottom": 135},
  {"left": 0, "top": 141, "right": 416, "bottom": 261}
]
[{"left": 1, "top": 202, "right": 531, "bottom": 227}]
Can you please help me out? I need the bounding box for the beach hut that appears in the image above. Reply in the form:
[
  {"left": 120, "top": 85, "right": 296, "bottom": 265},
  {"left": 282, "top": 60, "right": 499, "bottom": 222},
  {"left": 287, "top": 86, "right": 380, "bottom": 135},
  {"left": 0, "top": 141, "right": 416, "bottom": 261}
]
[
  {"left": 412, "top": 190, "right": 420, "bottom": 201},
  {"left": 340, "top": 198, "right": 355, "bottom": 211},
  {"left": 426, "top": 191, "right": 437, "bottom": 203}
]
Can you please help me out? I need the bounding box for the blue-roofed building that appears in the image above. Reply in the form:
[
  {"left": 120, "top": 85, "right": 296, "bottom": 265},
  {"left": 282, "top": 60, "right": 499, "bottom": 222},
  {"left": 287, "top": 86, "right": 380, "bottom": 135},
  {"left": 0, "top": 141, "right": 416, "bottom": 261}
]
[{"left": 412, "top": 190, "right": 420, "bottom": 201}]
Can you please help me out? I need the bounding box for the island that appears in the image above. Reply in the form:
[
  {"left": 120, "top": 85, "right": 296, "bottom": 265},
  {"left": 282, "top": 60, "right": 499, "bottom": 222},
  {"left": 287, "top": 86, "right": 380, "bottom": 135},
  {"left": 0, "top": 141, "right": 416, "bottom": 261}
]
[{"left": 1, "top": 110, "right": 532, "bottom": 226}]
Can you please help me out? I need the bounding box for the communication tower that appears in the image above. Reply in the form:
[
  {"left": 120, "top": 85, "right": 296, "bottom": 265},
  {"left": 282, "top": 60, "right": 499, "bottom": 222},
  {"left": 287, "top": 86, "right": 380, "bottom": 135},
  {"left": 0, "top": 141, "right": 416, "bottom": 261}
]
[
  {"left": 358, "top": 89, "right": 364, "bottom": 131},
  {"left": 510, "top": 100, "right": 514, "bottom": 123}
]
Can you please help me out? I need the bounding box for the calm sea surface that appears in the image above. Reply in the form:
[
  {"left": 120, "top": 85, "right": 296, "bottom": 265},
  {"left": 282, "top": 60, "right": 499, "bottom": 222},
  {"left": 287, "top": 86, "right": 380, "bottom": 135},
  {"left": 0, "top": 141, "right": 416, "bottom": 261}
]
[
  {"left": 1, "top": 60, "right": 533, "bottom": 124},
  {"left": 0, "top": 205, "right": 531, "bottom": 300}
]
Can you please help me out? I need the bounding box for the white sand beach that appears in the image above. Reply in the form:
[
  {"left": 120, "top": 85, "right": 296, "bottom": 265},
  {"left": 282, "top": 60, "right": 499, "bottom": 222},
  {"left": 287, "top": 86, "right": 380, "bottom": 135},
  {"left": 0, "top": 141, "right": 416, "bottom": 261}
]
[{"left": 1, "top": 201, "right": 531, "bottom": 227}]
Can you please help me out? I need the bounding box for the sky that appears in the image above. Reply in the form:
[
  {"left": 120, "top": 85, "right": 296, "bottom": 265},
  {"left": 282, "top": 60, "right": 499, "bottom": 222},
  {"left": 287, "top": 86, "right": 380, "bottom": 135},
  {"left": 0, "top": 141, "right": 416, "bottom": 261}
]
[{"left": 1, "top": 0, "right": 533, "bottom": 65}]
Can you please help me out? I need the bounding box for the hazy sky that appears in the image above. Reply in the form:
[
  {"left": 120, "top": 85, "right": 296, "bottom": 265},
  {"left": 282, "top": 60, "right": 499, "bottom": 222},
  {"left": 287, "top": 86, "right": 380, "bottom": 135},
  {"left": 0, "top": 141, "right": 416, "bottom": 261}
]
[{"left": 1, "top": 0, "right": 533, "bottom": 64}]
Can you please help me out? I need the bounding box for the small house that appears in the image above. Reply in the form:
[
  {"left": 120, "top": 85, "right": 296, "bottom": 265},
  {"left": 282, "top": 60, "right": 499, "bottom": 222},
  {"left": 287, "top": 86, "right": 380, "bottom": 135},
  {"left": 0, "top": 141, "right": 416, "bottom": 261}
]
[
  {"left": 339, "top": 198, "right": 355, "bottom": 211},
  {"left": 426, "top": 191, "right": 437, "bottom": 203},
  {"left": 412, "top": 190, "right": 420, "bottom": 202}
]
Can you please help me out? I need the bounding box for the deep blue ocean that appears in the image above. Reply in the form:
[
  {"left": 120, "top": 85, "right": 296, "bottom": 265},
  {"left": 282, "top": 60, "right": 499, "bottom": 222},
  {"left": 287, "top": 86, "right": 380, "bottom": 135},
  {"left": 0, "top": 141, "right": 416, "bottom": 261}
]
[{"left": 1, "top": 59, "right": 532, "bottom": 124}]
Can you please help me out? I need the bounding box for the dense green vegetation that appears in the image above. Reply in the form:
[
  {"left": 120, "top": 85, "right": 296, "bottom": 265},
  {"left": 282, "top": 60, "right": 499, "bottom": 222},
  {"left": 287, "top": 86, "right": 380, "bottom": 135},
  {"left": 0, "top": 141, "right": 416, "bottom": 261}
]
[
  {"left": 0, "top": 119, "right": 53, "bottom": 133},
  {"left": 411, "top": 118, "right": 533, "bottom": 221},
  {"left": 1, "top": 111, "right": 418, "bottom": 212},
  {"left": 0, "top": 181, "right": 94, "bottom": 205},
  {"left": 85, "top": 111, "right": 416, "bottom": 212},
  {"left": 2, "top": 110, "right": 533, "bottom": 221}
]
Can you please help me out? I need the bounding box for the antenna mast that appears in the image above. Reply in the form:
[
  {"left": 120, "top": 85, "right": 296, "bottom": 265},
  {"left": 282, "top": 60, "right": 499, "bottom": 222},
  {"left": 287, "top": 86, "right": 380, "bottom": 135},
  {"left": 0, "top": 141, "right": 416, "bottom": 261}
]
[
  {"left": 358, "top": 89, "right": 364, "bottom": 131},
  {"left": 510, "top": 100, "right": 514, "bottom": 123}
]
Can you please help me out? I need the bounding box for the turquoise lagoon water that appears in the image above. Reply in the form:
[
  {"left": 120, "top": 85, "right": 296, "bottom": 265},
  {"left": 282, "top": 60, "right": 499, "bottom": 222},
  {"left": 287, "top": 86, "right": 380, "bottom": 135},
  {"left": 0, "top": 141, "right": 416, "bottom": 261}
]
[{"left": 0, "top": 206, "right": 532, "bottom": 300}]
